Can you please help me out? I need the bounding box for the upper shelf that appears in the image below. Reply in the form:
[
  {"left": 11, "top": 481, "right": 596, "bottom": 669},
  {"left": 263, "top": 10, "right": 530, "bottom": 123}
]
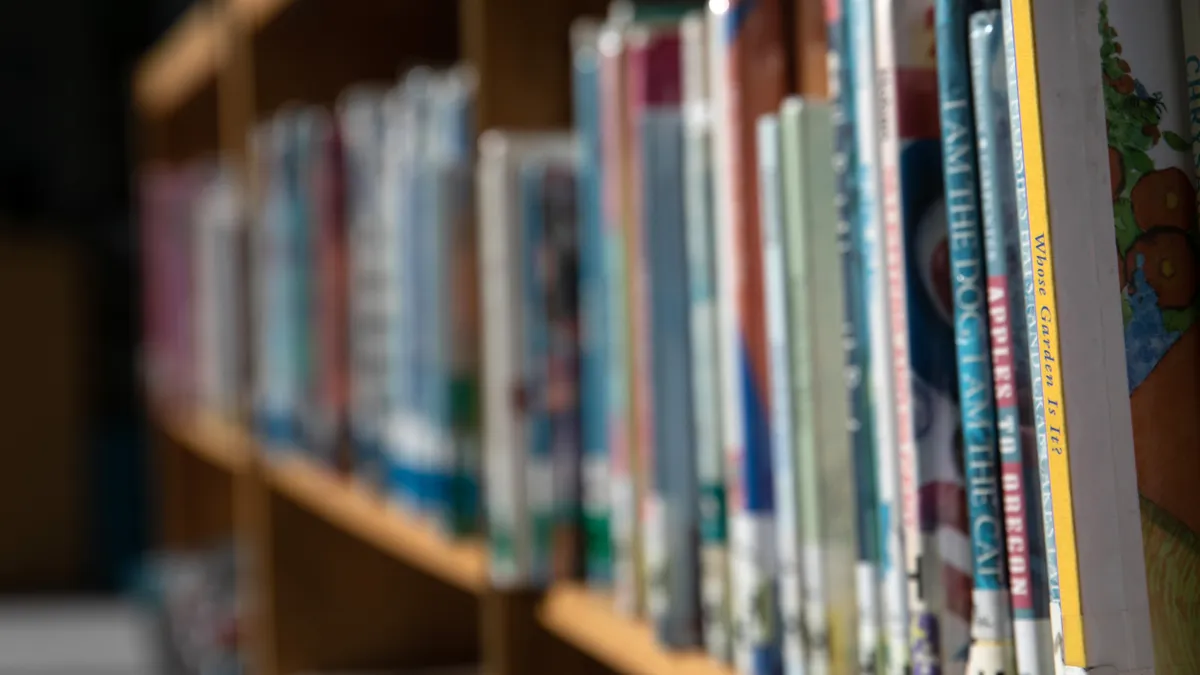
[{"left": 134, "top": 0, "right": 460, "bottom": 123}]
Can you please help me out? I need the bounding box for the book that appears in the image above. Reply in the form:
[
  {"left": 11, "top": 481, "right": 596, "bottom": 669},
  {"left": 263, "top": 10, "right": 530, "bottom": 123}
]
[
  {"left": 476, "top": 132, "right": 578, "bottom": 588},
  {"left": 824, "top": 0, "right": 884, "bottom": 670},
  {"left": 970, "top": 11, "right": 1055, "bottom": 675},
  {"left": 309, "top": 109, "right": 351, "bottom": 473},
  {"left": 572, "top": 17, "right": 615, "bottom": 587},
  {"left": 292, "top": 108, "right": 323, "bottom": 460},
  {"left": 1006, "top": 0, "right": 1200, "bottom": 669},
  {"left": 682, "top": 9, "right": 734, "bottom": 662},
  {"left": 430, "top": 68, "right": 482, "bottom": 537},
  {"left": 934, "top": 0, "right": 1017, "bottom": 671},
  {"left": 1183, "top": 0, "right": 1200, "bottom": 183},
  {"left": 758, "top": 112, "right": 803, "bottom": 674},
  {"left": 597, "top": 20, "right": 643, "bottom": 617},
  {"left": 874, "top": 0, "right": 975, "bottom": 666},
  {"left": 711, "top": 1, "right": 790, "bottom": 672},
  {"left": 630, "top": 24, "right": 702, "bottom": 647},
  {"left": 339, "top": 87, "right": 389, "bottom": 490},
  {"left": 779, "top": 98, "right": 859, "bottom": 675},
  {"left": 846, "top": 0, "right": 911, "bottom": 668}
]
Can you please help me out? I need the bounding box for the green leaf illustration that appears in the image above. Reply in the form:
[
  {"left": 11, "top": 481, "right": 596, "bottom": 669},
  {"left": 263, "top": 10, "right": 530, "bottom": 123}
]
[
  {"left": 1126, "top": 149, "right": 1154, "bottom": 175},
  {"left": 1164, "top": 130, "right": 1191, "bottom": 152}
]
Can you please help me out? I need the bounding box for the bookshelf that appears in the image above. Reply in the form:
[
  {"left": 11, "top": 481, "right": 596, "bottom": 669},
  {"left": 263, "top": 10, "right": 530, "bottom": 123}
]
[{"left": 540, "top": 585, "right": 736, "bottom": 675}]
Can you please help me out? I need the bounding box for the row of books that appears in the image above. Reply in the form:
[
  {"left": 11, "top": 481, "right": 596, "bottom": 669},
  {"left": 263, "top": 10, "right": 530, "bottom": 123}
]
[{"left": 138, "top": 0, "right": 1200, "bottom": 673}]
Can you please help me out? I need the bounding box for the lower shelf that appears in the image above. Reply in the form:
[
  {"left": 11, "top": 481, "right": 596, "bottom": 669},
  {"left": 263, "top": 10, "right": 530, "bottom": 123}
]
[
  {"left": 264, "top": 456, "right": 488, "bottom": 595},
  {"left": 538, "top": 584, "right": 734, "bottom": 675}
]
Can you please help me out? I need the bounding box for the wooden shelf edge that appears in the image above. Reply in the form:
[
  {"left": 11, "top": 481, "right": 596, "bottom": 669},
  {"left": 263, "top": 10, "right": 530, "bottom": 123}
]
[
  {"left": 155, "top": 405, "right": 253, "bottom": 474},
  {"left": 135, "top": 2, "right": 222, "bottom": 119},
  {"left": 538, "top": 584, "right": 734, "bottom": 675},
  {"left": 264, "top": 456, "right": 488, "bottom": 595}
]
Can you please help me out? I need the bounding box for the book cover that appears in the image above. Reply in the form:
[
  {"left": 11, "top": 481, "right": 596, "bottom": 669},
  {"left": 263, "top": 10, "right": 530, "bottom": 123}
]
[
  {"left": 633, "top": 25, "right": 702, "bottom": 647},
  {"left": 970, "top": 11, "right": 1054, "bottom": 674},
  {"left": 780, "top": 98, "right": 859, "bottom": 675},
  {"left": 824, "top": 0, "right": 884, "bottom": 670},
  {"left": 1099, "top": 1, "right": 1200, "bottom": 670},
  {"left": 758, "top": 113, "right": 803, "bottom": 674},
  {"left": 934, "top": 0, "right": 1017, "bottom": 672},
  {"left": 571, "top": 18, "right": 615, "bottom": 587},
  {"left": 713, "top": 0, "right": 789, "bottom": 672},
  {"left": 682, "top": 9, "right": 733, "bottom": 662}
]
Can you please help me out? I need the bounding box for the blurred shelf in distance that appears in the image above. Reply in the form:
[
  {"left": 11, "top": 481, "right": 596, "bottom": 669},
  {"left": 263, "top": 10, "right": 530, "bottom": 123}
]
[
  {"left": 264, "top": 456, "right": 487, "bottom": 594},
  {"left": 537, "top": 584, "right": 734, "bottom": 675},
  {"left": 134, "top": 2, "right": 221, "bottom": 120},
  {"left": 155, "top": 405, "right": 252, "bottom": 475}
]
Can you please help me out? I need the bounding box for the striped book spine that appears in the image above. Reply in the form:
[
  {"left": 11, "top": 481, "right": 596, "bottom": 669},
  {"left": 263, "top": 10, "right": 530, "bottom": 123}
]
[
  {"left": 716, "top": 1, "right": 789, "bottom": 672},
  {"left": 935, "top": 0, "right": 1017, "bottom": 671},
  {"left": 759, "top": 113, "right": 803, "bottom": 674},
  {"left": 598, "top": 24, "right": 643, "bottom": 617},
  {"left": 970, "top": 12, "right": 1054, "bottom": 675},
  {"left": 682, "top": 10, "right": 733, "bottom": 662},
  {"left": 572, "top": 19, "right": 614, "bottom": 586}
]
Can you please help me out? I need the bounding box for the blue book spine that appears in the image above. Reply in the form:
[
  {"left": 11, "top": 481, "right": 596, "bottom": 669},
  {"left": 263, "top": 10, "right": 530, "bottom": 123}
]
[
  {"left": 389, "top": 88, "right": 420, "bottom": 511},
  {"left": 257, "top": 115, "right": 301, "bottom": 451},
  {"left": 828, "top": 0, "right": 883, "bottom": 670},
  {"left": 970, "top": 11, "right": 1054, "bottom": 675},
  {"left": 998, "top": 3, "right": 1062, "bottom": 669},
  {"left": 573, "top": 32, "right": 614, "bottom": 586},
  {"left": 520, "top": 161, "right": 554, "bottom": 586},
  {"left": 936, "top": 0, "right": 1016, "bottom": 669},
  {"left": 643, "top": 100, "right": 702, "bottom": 648}
]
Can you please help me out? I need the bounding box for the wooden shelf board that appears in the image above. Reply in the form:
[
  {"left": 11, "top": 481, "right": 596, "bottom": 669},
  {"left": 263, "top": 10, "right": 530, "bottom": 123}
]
[
  {"left": 264, "top": 456, "right": 487, "bottom": 594},
  {"left": 156, "top": 406, "right": 253, "bottom": 474},
  {"left": 538, "top": 584, "right": 734, "bottom": 675},
  {"left": 134, "top": 3, "right": 222, "bottom": 120}
]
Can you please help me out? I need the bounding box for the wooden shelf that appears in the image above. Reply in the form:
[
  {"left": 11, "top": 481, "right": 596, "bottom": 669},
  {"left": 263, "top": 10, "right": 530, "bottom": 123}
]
[
  {"left": 134, "top": 3, "right": 222, "bottom": 120},
  {"left": 538, "top": 584, "right": 734, "bottom": 675},
  {"left": 264, "top": 456, "right": 488, "bottom": 594},
  {"left": 156, "top": 406, "right": 253, "bottom": 474}
]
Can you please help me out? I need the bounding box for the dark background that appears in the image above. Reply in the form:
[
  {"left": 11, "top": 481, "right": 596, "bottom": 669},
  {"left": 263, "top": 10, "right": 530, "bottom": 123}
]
[{"left": 0, "top": 0, "right": 195, "bottom": 592}]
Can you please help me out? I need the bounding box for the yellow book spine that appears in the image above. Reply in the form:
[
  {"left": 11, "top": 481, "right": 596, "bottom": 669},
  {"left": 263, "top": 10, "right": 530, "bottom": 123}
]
[{"left": 1006, "top": 0, "right": 1085, "bottom": 666}]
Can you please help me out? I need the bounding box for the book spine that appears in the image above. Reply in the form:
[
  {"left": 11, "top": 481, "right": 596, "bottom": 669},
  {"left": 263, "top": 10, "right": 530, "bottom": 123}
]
[
  {"left": 519, "top": 161, "right": 554, "bottom": 586},
  {"left": 759, "top": 113, "right": 804, "bottom": 675},
  {"left": 970, "top": 12, "right": 1055, "bottom": 675},
  {"left": 797, "top": 101, "right": 859, "bottom": 675},
  {"left": 477, "top": 136, "right": 527, "bottom": 587},
  {"left": 573, "top": 22, "right": 614, "bottom": 587},
  {"left": 541, "top": 165, "right": 584, "bottom": 583},
  {"left": 340, "top": 91, "right": 388, "bottom": 490},
  {"left": 434, "top": 72, "right": 482, "bottom": 538},
  {"left": 936, "top": 0, "right": 1018, "bottom": 671},
  {"left": 847, "top": 0, "right": 909, "bottom": 669},
  {"left": 640, "top": 32, "right": 702, "bottom": 646},
  {"left": 998, "top": 2, "right": 1066, "bottom": 671},
  {"left": 599, "top": 28, "right": 643, "bottom": 617},
  {"left": 717, "top": 1, "right": 789, "bottom": 672},
  {"left": 683, "top": 11, "right": 733, "bottom": 662},
  {"left": 825, "top": 0, "right": 883, "bottom": 670},
  {"left": 1184, "top": 0, "right": 1200, "bottom": 183},
  {"left": 625, "top": 29, "right": 660, "bottom": 619}
]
